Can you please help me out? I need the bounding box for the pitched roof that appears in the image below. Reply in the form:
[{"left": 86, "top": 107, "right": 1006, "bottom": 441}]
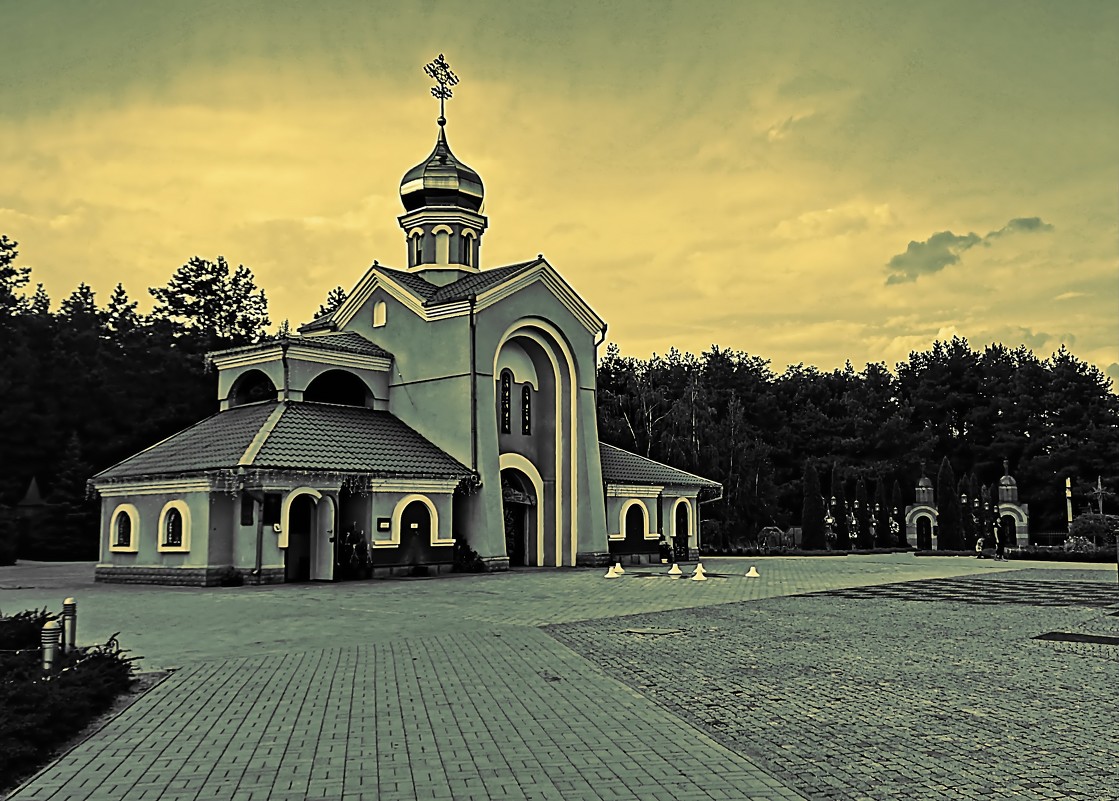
[
  {"left": 599, "top": 443, "right": 722, "bottom": 490},
  {"left": 291, "top": 331, "right": 391, "bottom": 358},
  {"left": 425, "top": 260, "right": 540, "bottom": 304},
  {"left": 94, "top": 401, "right": 470, "bottom": 483},
  {"left": 208, "top": 332, "right": 391, "bottom": 362}
]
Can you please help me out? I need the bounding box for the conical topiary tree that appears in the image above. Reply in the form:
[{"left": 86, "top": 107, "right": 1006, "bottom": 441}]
[
  {"left": 832, "top": 464, "right": 850, "bottom": 550},
  {"left": 891, "top": 480, "right": 905, "bottom": 547},
  {"left": 874, "top": 478, "right": 891, "bottom": 547},
  {"left": 936, "top": 457, "right": 962, "bottom": 550},
  {"left": 801, "top": 460, "right": 826, "bottom": 550},
  {"left": 855, "top": 476, "right": 871, "bottom": 549}
]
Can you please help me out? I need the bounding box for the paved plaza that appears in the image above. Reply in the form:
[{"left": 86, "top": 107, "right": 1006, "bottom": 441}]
[{"left": 2, "top": 555, "right": 1117, "bottom": 800}]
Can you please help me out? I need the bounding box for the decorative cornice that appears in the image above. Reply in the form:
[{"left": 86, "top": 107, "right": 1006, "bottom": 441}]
[{"left": 607, "top": 484, "right": 664, "bottom": 498}]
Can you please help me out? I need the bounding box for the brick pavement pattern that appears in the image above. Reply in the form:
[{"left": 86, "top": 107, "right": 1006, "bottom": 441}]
[
  {"left": 548, "top": 569, "right": 1119, "bottom": 801},
  {"left": 3, "top": 556, "right": 1116, "bottom": 800}
]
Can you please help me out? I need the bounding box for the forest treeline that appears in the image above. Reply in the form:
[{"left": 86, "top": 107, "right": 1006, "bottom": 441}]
[{"left": 1, "top": 235, "right": 1116, "bottom": 554}]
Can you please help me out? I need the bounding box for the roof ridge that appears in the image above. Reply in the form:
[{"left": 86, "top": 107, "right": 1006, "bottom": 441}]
[{"left": 238, "top": 402, "right": 287, "bottom": 466}]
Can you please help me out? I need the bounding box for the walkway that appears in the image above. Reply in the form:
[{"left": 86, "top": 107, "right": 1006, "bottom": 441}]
[{"left": 2, "top": 555, "right": 1116, "bottom": 800}]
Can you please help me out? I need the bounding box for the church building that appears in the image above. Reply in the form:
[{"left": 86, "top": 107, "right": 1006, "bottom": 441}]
[{"left": 91, "top": 56, "right": 720, "bottom": 586}]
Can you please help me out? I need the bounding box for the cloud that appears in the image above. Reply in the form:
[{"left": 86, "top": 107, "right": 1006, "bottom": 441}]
[
  {"left": 774, "top": 200, "right": 896, "bottom": 240},
  {"left": 885, "top": 216, "right": 1053, "bottom": 284},
  {"left": 986, "top": 216, "right": 1054, "bottom": 238},
  {"left": 1054, "top": 290, "right": 1086, "bottom": 301},
  {"left": 1106, "top": 363, "right": 1119, "bottom": 389},
  {"left": 767, "top": 112, "right": 813, "bottom": 142},
  {"left": 884, "top": 230, "right": 982, "bottom": 284}
]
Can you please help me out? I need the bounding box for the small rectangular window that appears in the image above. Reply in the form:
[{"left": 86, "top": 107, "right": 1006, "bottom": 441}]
[
  {"left": 262, "top": 493, "right": 282, "bottom": 525},
  {"left": 240, "top": 493, "right": 255, "bottom": 526}
]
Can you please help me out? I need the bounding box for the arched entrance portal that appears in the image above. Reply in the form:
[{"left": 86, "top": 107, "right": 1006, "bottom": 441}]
[
  {"left": 494, "top": 320, "right": 578, "bottom": 566},
  {"left": 501, "top": 469, "right": 537, "bottom": 566},
  {"left": 285, "top": 495, "right": 314, "bottom": 582},
  {"left": 284, "top": 493, "right": 336, "bottom": 582},
  {"left": 625, "top": 503, "right": 647, "bottom": 549},
  {"left": 673, "top": 500, "right": 690, "bottom": 562},
  {"left": 400, "top": 500, "right": 432, "bottom": 568},
  {"left": 916, "top": 516, "right": 933, "bottom": 550},
  {"left": 999, "top": 515, "right": 1017, "bottom": 547}
]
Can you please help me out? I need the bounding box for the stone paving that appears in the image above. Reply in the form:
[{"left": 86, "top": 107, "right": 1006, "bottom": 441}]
[{"left": 2, "top": 555, "right": 1116, "bottom": 800}]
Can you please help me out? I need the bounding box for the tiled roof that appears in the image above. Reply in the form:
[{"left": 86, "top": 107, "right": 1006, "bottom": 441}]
[
  {"left": 376, "top": 267, "right": 438, "bottom": 300},
  {"left": 253, "top": 403, "right": 468, "bottom": 476},
  {"left": 208, "top": 333, "right": 391, "bottom": 361},
  {"left": 300, "top": 313, "right": 335, "bottom": 333},
  {"left": 425, "top": 260, "right": 540, "bottom": 305},
  {"left": 94, "top": 402, "right": 470, "bottom": 482},
  {"left": 599, "top": 444, "right": 722, "bottom": 490},
  {"left": 95, "top": 403, "right": 278, "bottom": 480},
  {"left": 293, "top": 332, "right": 391, "bottom": 359}
]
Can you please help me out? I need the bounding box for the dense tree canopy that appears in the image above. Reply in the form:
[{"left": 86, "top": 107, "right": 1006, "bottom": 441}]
[{"left": 0, "top": 232, "right": 1116, "bottom": 557}]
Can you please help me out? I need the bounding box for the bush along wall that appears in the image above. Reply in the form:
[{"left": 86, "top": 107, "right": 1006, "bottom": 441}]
[{"left": 0, "top": 610, "right": 140, "bottom": 792}]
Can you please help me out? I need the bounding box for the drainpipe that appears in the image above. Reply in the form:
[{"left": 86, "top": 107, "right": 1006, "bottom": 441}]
[
  {"left": 469, "top": 293, "right": 478, "bottom": 473},
  {"left": 254, "top": 497, "right": 265, "bottom": 582}
]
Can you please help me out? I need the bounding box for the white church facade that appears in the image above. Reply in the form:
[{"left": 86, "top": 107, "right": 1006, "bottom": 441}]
[{"left": 91, "top": 57, "right": 720, "bottom": 585}]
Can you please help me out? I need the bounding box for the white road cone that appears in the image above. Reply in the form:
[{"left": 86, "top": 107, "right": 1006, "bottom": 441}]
[
  {"left": 745, "top": 565, "right": 760, "bottom": 578},
  {"left": 690, "top": 569, "right": 708, "bottom": 582},
  {"left": 667, "top": 563, "right": 682, "bottom": 578},
  {"left": 604, "top": 565, "right": 619, "bottom": 579},
  {"left": 613, "top": 562, "right": 625, "bottom": 575},
  {"left": 692, "top": 562, "right": 706, "bottom": 578}
]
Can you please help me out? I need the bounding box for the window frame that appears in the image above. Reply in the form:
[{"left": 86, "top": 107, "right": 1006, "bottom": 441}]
[
  {"left": 108, "top": 504, "right": 140, "bottom": 553},
  {"left": 157, "top": 500, "right": 192, "bottom": 553}
]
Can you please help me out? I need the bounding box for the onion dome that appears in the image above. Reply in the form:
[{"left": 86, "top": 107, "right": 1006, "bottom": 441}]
[
  {"left": 917, "top": 476, "right": 933, "bottom": 488},
  {"left": 399, "top": 123, "right": 484, "bottom": 213},
  {"left": 999, "top": 474, "right": 1017, "bottom": 487}
]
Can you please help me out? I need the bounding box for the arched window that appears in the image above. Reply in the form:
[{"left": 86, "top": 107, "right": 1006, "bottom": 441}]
[
  {"left": 521, "top": 385, "right": 531, "bottom": 435},
  {"left": 116, "top": 513, "right": 132, "bottom": 548},
  {"left": 109, "top": 504, "right": 139, "bottom": 553},
  {"left": 164, "top": 508, "right": 183, "bottom": 547},
  {"left": 435, "top": 230, "right": 450, "bottom": 264},
  {"left": 157, "top": 500, "right": 191, "bottom": 552},
  {"left": 410, "top": 232, "right": 424, "bottom": 266},
  {"left": 499, "top": 370, "right": 512, "bottom": 434},
  {"left": 373, "top": 300, "right": 387, "bottom": 328},
  {"left": 462, "top": 232, "right": 474, "bottom": 268}
]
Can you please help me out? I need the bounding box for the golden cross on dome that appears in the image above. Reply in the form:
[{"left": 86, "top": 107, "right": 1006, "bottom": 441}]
[{"left": 424, "top": 54, "right": 459, "bottom": 124}]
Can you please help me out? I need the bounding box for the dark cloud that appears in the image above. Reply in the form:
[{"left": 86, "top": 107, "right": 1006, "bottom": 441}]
[
  {"left": 885, "top": 216, "right": 1052, "bottom": 285},
  {"left": 885, "top": 231, "right": 981, "bottom": 285},
  {"left": 986, "top": 216, "right": 1054, "bottom": 238}
]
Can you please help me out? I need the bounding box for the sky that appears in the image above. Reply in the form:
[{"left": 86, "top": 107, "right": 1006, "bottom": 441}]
[{"left": 3, "top": 1, "right": 1117, "bottom": 380}]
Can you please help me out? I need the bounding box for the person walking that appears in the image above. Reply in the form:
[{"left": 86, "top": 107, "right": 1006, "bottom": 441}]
[{"left": 993, "top": 524, "right": 1005, "bottom": 561}]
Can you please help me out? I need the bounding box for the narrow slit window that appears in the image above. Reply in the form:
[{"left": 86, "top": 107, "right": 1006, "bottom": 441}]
[
  {"left": 521, "top": 385, "right": 531, "bottom": 435},
  {"left": 500, "top": 371, "right": 511, "bottom": 434}
]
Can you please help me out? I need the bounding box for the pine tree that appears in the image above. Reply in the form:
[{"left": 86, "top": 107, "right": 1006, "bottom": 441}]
[
  {"left": 801, "top": 460, "right": 826, "bottom": 549},
  {"left": 936, "top": 457, "right": 962, "bottom": 549},
  {"left": 316, "top": 286, "right": 348, "bottom": 319}
]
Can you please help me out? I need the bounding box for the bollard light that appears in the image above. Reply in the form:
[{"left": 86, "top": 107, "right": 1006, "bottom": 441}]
[
  {"left": 41, "top": 620, "right": 61, "bottom": 674},
  {"left": 62, "top": 597, "right": 76, "bottom": 654}
]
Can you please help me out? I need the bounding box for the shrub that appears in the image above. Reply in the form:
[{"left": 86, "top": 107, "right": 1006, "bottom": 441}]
[
  {"left": 0, "top": 631, "right": 138, "bottom": 791},
  {"left": 0, "top": 608, "right": 55, "bottom": 650},
  {"left": 451, "top": 537, "right": 487, "bottom": 573}
]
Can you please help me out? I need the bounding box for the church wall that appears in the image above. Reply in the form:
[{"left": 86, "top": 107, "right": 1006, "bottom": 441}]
[
  {"left": 473, "top": 284, "right": 609, "bottom": 564},
  {"left": 96, "top": 491, "right": 215, "bottom": 585}
]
